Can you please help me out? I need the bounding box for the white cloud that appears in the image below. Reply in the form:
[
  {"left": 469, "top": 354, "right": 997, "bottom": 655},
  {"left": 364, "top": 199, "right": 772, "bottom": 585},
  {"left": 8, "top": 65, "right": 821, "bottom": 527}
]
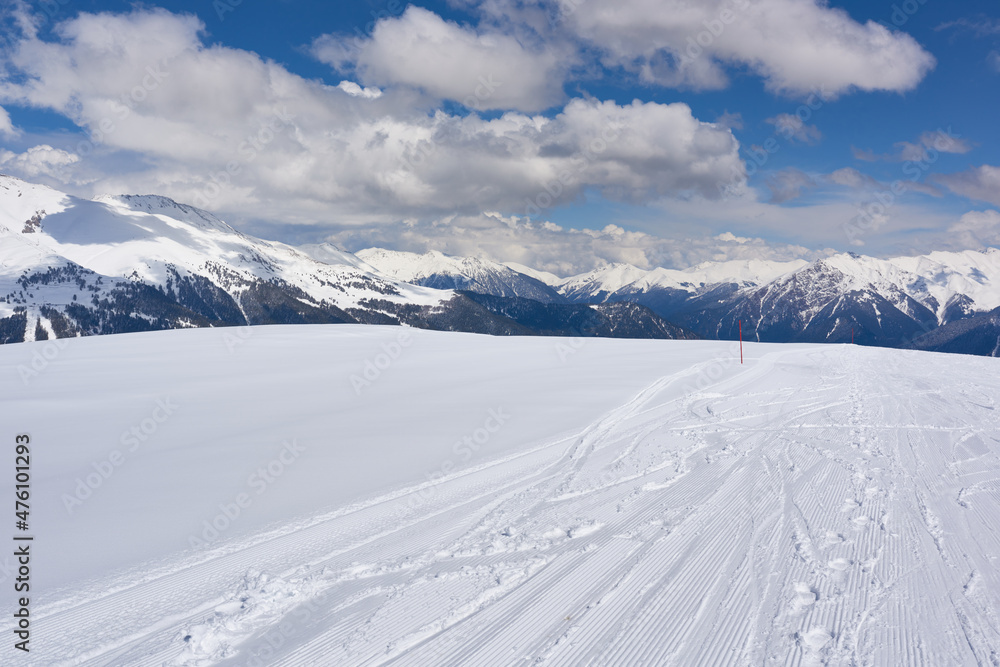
[
  {"left": 935, "top": 18, "right": 1000, "bottom": 38},
  {"left": 553, "top": 0, "right": 935, "bottom": 96},
  {"left": 936, "top": 165, "right": 1000, "bottom": 208},
  {"left": 0, "top": 144, "right": 80, "bottom": 178},
  {"left": 990, "top": 51, "right": 1000, "bottom": 73},
  {"left": 313, "top": 6, "right": 569, "bottom": 112},
  {"left": 766, "top": 168, "right": 816, "bottom": 203},
  {"left": 948, "top": 210, "right": 1000, "bottom": 248},
  {"left": 766, "top": 114, "right": 821, "bottom": 144},
  {"left": 826, "top": 166, "right": 941, "bottom": 197},
  {"left": 648, "top": 187, "right": 957, "bottom": 256},
  {"left": 828, "top": 167, "right": 879, "bottom": 189},
  {"left": 0, "top": 8, "right": 743, "bottom": 227},
  {"left": 855, "top": 129, "right": 972, "bottom": 163},
  {"left": 323, "top": 210, "right": 822, "bottom": 275},
  {"left": 0, "top": 105, "right": 17, "bottom": 137},
  {"left": 715, "top": 231, "right": 750, "bottom": 244},
  {"left": 714, "top": 111, "right": 743, "bottom": 131},
  {"left": 919, "top": 130, "right": 973, "bottom": 154},
  {"left": 336, "top": 81, "right": 382, "bottom": 99}
]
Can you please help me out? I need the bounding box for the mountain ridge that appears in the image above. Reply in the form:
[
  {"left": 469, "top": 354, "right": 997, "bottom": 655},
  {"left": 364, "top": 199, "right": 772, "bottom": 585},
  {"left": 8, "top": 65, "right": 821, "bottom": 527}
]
[{"left": 0, "top": 175, "right": 694, "bottom": 344}]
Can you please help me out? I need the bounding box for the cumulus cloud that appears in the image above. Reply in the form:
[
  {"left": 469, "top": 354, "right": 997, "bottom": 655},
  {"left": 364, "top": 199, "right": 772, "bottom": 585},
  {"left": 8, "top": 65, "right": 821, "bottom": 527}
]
[
  {"left": 766, "top": 114, "right": 821, "bottom": 144},
  {"left": 313, "top": 6, "right": 570, "bottom": 112},
  {"left": 935, "top": 165, "right": 1000, "bottom": 207},
  {"left": 0, "top": 144, "right": 80, "bottom": 178},
  {"left": 0, "top": 105, "right": 17, "bottom": 136},
  {"left": 948, "top": 210, "right": 1000, "bottom": 248},
  {"left": 549, "top": 0, "right": 935, "bottom": 96},
  {"left": 324, "top": 210, "right": 821, "bottom": 275},
  {"left": 336, "top": 81, "right": 382, "bottom": 99},
  {"left": 0, "top": 8, "right": 742, "bottom": 225}
]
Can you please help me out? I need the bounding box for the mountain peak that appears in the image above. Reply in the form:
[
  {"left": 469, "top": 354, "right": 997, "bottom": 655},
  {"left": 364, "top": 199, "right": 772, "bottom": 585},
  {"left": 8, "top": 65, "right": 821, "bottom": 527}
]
[{"left": 93, "top": 194, "right": 235, "bottom": 234}]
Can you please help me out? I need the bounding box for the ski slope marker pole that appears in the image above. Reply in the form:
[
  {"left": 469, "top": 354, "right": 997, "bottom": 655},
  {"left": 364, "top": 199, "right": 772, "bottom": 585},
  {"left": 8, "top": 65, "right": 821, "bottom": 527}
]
[{"left": 739, "top": 319, "right": 743, "bottom": 365}]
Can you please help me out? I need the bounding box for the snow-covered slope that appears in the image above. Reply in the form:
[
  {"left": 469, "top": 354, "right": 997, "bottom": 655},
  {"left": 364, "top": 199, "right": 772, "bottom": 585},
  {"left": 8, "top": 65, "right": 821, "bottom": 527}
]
[
  {"left": 0, "top": 174, "right": 442, "bottom": 310},
  {"left": 887, "top": 247, "right": 1000, "bottom": 319},
  {"left": 544, "top": 250, "right": 1000, "bottom": 353},
  {"left": 558, "top": 263, "right": 655, "bottom": 301},
  {"left": 3, "top": 326, "right": 999, "bottom": 664},
  {"left": 674, "top": 251, "right": 1000, "bottom": 349},
  {"left": 357, "top": 247, "right": 565, "bottom": 303},
  {"left": 502, "top": 261, "right": 563, "bottom": 286},
  {"left": 558, "top": 258, "right": 808, "bottom": 302},
  {"left": 0, "top": 175, "right": 499, "bottom": 341}
]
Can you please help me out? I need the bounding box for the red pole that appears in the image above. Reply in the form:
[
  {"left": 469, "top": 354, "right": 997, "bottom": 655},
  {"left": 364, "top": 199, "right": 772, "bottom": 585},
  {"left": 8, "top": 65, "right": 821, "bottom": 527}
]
[{"left": 739, "top": 319, "right": 743, "bottom": 365}]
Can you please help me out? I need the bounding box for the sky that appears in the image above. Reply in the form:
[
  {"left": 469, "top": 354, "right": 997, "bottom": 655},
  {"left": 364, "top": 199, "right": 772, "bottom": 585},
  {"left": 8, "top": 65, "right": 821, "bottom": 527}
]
[{"left": 0, "top": 0, "right": 999, "bottom": 275}]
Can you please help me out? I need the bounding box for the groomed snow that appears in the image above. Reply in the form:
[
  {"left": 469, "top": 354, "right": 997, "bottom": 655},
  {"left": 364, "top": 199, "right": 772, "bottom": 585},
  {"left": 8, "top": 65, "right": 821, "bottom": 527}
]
[{"left": 2, "top": 326, "right": 999, "bottom": 665}]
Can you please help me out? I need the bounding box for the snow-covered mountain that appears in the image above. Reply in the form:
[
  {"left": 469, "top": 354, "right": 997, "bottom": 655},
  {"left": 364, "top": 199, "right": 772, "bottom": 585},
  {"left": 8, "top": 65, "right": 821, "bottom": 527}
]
[
  {"left": 908, "top": 305, "right": 1000, "bottom": 356},
  {"left": 526, "top": 250, "right": 1000, "bottom": 355},
  {"left": 357, "top": 248, "right": 565, "bottom": 303},
  {"left": 668, "top": 251, "right": 1000, "bottom": 352},
  {"left": 0, "top": 175, "right": 480, "bottom": 342},
  {"left": 5, "top": 174, "right": 998, "bottom": 354},
  {"left": 558, "top": 258, "right": 808, "bottom": 302},
  {"left": 0, "top": 176, "right": 694, "bottom": 343}
]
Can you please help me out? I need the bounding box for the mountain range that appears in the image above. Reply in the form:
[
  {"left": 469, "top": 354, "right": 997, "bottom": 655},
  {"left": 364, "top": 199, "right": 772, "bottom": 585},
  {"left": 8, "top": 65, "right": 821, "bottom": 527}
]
[
  {"left": 0, "top": 175, "right": 689, "bottom": 344},
  {"left": 3, "top": 175, "right": 999, "bottom": 356},
  {"left": 358, "top": 247, "right": 1000, "bottom": 357}
]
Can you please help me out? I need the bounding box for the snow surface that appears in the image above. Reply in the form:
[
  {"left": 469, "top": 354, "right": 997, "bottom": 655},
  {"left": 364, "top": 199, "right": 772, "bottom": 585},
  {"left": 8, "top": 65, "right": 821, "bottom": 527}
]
[{"left": 2, "top": 325, "right": 1000, "bottom": 665}]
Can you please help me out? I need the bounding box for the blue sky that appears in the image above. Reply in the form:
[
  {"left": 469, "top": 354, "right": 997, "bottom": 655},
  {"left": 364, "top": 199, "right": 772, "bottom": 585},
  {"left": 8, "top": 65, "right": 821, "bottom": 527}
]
[{"left": 1, "top": 0, "right": 999, "bottom": 273}]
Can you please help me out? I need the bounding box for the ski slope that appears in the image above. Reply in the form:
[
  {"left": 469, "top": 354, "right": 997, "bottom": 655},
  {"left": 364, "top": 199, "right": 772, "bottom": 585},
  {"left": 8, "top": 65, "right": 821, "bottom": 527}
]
[{"left": 2, "top": 326, "right": 1000, "bottom": 665}]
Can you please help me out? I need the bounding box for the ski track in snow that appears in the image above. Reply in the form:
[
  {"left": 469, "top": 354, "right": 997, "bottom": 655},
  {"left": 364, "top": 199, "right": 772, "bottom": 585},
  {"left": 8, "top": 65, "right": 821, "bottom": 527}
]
[{"left": 5, "top": 341, "right": 1000, "bottom": 666}]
